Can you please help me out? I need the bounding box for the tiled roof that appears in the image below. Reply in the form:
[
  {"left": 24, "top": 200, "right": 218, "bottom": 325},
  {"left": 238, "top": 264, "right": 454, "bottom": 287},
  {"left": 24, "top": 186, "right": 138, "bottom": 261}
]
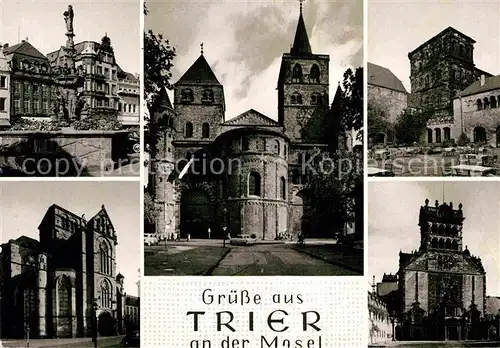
[
  {"left": 176, "top": 55, "right": 220, "bottom": 86},
  {"left": 456, "top": 75, "right": 500, "bottom": 98},
  {"left": 3, "top": 41, "right": 48, "bottom": 60},
  {"left": 368, "top": 62, "right": 407, "bottom": 93}
]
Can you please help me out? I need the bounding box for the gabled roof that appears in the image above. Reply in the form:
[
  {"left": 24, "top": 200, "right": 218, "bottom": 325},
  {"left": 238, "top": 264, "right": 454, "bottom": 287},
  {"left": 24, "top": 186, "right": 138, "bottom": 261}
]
[
  {"left": 456, "top": 75, "right": 500, "bottom": 98},
  {"left": 223, "top": 109, "right": 279, "bottom": 127},
  {"left": 368, "top": 62, "right": 407, "bottom": 93},
  {"left": 290, "top": 11, "right": 312, "bottom": 56},
  {"left": 3, "top": 41, "right": 48, "bottom": 60},
  {"left": 176, "top": 54, "right": 221, "bottom": 86},
  {"left": 88, "top": 204, "right": 117, "bottom": 239}
]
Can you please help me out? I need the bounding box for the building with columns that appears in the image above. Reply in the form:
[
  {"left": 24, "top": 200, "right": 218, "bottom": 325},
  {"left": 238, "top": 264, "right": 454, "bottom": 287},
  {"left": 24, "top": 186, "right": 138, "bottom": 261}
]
[
  {"left": 0, "top": 204, "right": 132, "bottom": 339},
  {"left": 148, "top": 3, "right": 348, "bottom": 241},
  {"left": 392, "top": 199, "right": 486, "bottom": 341}
]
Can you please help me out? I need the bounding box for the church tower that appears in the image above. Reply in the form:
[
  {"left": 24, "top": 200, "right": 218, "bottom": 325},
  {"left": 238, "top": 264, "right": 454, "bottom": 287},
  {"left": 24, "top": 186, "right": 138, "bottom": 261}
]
[
  {"left": 173, "top": 46, "right": 225, "bottom": 142},
  {"left": 151, "top": 88, "right": 176, "bottom": 240},
  {"left": 277, "top": 2, "right": 330, "bottom": 142}
]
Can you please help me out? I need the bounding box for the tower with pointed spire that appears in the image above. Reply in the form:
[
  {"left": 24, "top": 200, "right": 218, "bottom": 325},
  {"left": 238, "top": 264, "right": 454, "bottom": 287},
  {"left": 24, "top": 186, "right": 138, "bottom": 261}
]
[{"left": 277, "top": 1, "right": 330, "bottom": 142}]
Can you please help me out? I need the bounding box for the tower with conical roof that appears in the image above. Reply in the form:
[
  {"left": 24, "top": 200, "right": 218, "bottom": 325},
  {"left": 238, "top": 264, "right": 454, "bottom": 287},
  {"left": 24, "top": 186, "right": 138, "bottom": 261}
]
[
  {"left": 151, "top": 88, "right": 176, "bottom": 240},
  {"left": 173, "top": 46, "right": 225, "bottom": 142},
  {"left": 277, "top": 2, "right": 330, "bottom": 142}
]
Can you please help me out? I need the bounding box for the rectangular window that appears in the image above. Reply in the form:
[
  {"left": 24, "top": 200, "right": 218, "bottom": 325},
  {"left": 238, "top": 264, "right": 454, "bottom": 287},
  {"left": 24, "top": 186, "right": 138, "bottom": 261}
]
[
  {"left": 23, "top": 82, "right": 30, "bottom": 97},
  {"left": 24, "top": 100, "right": 30, "bottom": 114},
  {"left": 97, "top": 66, "right": 103, "bottom": 75},
  {"left": 0, "top": 76, "right": 6, "bottom": 88},
  {"left": 33, "top": 100, "right": 40, "bottom": 114},
  {"left": 118, "top": 103, "right": 122, "bottom": 111},
  {"left": 13, "top": 81, "right": 20, "bottom": 94},
  {"left": 0, "top": 98, "right": 5, "bottom": 111},
  {"left": 14, "top": 99, "right": 20, "bottom": 113},
  {"left": 42, "top": 101, "right": 48, "bottom": 114}
]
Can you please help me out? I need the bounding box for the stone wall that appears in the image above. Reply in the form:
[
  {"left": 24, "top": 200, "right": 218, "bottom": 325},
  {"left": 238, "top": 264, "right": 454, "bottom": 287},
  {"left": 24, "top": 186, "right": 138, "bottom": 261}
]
[
  {"left": 368, "top": 84, "right": 407, "bottom": 124},
  {"left": 404, "top": 270, "right": 429, "bottom": 313}
]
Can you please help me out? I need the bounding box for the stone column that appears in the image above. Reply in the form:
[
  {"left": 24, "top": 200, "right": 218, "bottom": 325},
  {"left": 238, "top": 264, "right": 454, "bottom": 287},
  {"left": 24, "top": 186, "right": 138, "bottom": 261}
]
[
  {"left": 37, "top": 254, "right": 48, "bottom": 337},
  {"left": 71, "top": 285, "right": 77, "bottom": 337}
]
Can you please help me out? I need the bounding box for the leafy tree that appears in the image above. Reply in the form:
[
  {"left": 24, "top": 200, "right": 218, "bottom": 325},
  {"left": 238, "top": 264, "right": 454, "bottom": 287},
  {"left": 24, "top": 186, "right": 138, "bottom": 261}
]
[
  {"left": 306, "top": 149, "right": 362, "bottom": 237},
  {"left": 394, "top": 108, "right": 428, "bottom": 145},
  {"left": 368, "top": 102, "right": 391, "bottom": 142},
  {"left": 457, "top": 132, "right": 470, "bottom": 146},
  {"left": 340, "top": 67, "right": 363, "bottom": 133},
  {"left": 144, "top": 190, "right": 159, "bottom": 225}
]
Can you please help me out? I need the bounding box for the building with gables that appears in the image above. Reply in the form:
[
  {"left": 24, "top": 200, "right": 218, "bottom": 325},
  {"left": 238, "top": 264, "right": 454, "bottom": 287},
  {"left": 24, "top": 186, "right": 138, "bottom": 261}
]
[
  {"left": 381, "top": 199, "right": 487, "bottom": 341},
  {"left": 0, "top": 204, "right": 134, "bottom": 339},
  {"left": 148, "top": 4, "right": 352, "bottom": 242}
]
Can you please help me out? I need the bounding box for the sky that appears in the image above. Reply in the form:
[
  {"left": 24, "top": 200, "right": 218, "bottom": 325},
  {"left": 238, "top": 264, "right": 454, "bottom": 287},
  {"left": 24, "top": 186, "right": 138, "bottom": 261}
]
[
  {"left": 368, "top": 181, "right": 500, "bottom": 297},
  {"left": 146, "top": 0, "right": 363, "bottom": 120},
  {"left": 0, "top": 0, "right": 140, "bottom": 74},
  {"left": 368, "top": 0, "right": 500, "bottom": 92},
  {"left": 0, "top": 181, "right": 141, "bottom": 297}
]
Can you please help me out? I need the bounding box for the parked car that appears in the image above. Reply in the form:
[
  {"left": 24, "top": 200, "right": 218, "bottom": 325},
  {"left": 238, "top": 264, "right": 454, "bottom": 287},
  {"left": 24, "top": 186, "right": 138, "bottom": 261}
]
[
  {"left": 230, "top": 234, "right": 256, "bottom": 246},
  {"left": 126, "top": 131, "right": 140, "bottom": 154},
  {"left": 144, "top": 233, "right": 158, "bottom": 246}
]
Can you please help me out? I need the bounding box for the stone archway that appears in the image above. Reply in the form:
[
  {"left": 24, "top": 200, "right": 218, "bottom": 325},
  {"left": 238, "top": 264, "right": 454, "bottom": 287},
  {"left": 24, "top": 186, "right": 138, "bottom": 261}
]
[
  {"left": 98, "top": 311, "right": 115, "bottom": 337},
  {"left": 290, "top": 190, "right": 312, "bottom": 238},
  {"left": 374, "top": 132, "right": 387, "bottom": 145},
  {"left": 180, "top": 189, "right": 214, "bottom": 239},
  {"left": 474, "top": 126, "right": 487, "bottom": 143}
]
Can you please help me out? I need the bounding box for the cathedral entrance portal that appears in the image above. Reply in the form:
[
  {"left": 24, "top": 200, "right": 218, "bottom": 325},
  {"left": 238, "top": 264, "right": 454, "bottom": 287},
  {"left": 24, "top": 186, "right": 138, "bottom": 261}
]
[
  {"left": 180, "top": 190, "right": 214, "bottom": 239},
  {"left": 98, "top": 311, "right": 115, "bottom": 337}
]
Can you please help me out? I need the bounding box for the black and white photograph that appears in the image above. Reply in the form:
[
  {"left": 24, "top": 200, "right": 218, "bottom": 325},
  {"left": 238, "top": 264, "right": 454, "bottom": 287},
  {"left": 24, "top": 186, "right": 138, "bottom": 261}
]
[
  {"left": 143, "top": 0, "right": 364, "bottom": 276},
  {"left": 0, "top": 1, "right": 140, "bottom": 177},
  {"left": 367, "top": 0, "right": 500, "bottom": 177},
  {"left": 0, "top": 181, "right": 141, "bottom": 347},
  {"left": 368, "top": 182, "right": 500, "bottom": 347}
]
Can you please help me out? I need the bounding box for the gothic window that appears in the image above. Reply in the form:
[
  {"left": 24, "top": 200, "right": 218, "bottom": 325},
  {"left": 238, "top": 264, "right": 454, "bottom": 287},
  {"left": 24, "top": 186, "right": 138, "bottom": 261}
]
[
  {"left": 435, "top": 128, "right": 442, "bottom": 143},
  {"left": 292, "top": 64, "right": 303, "bottom": 83},
  {"left": 483, "top": 97, "right": 490, "bottom": 109},
  {"left": 100, "top": 241, "right": 111, "bottom": 275},
  {"left": 280, "top": 177, "right": 286, "bottom": 199},
  {"left": 309, "top": 64, "right": 320, "bottom": 83},
  {"left": 275, "top": 140, "right": 280, "bottom": 154},
  {"left": 291, "top": 92, "right": 303, "bottom": 104},
  {"left": 431, "top": 238, "right": 438, "bottom": 248},
  {"left": 438, "top": 238, "right": 445, "bottom": 249},
  {"left": 248, "top": 172, "right": 261, "bottom": 197},
  {"left": 445, "top": 239, "right": 451, "bottom": 249},
  {"left": 185, "top": 122, "right": 193, "bottom": 137},
  {"left": 490, "top": 96, "right": 497, "bottom": 108},
  {"left": 180, "top": 89, "right": 194, "bottom": 103},
  {"left": 311, "top": 93, "right": 322, "bottom": 105},
  {"left": 201, "top": 89, "right": 214, "bottom": 103},
  {"left": 202, "top": 123, "right": 210, "bottom": 138},
  {"left": 452, "top": 240, "right": 458, "bottom": 250},
  {"left": 477, "top": 99, "right": 483, "bottom": 110},
  {"left": 58, "top": 276, "right": 71, "bottom": 316},
  {"left": 101, "top": 280, "right": 112, "bottom": 308}
]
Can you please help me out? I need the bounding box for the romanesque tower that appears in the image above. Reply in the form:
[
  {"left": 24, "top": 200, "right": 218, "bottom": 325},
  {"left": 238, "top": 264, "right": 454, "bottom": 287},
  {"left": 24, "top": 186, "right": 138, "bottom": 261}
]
[
  {"left": 152, "top": 88, "right": 176, "bottom": 240},
  {"left": 277, "top": 3, "right": 330, "bottom": 142}
]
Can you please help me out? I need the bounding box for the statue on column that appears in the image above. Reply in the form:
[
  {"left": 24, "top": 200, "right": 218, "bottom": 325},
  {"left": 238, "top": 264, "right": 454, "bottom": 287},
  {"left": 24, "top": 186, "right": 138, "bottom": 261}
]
[{"left": 63, "top": 5, "right": 74, "bottom": 33}]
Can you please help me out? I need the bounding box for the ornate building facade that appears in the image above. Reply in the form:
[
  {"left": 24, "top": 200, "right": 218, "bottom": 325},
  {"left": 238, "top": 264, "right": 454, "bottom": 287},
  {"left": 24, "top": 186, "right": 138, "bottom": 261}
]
[
  {"left": 394, "top": 199, "right": 486, "bottom": 341},
  {"left": 0, "top": 204, "right": 132, "bottom": 339},
  {"left": 149, "top": 5, "right": 346, "bottom": 241},
  {"left": 408, "top": 27, "right": 493, "bottom": 144}
]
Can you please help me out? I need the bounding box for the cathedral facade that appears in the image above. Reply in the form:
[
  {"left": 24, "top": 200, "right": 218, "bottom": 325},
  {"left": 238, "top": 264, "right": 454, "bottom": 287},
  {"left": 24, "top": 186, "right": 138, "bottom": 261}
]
[
  {"left": 150, "top": 6, "right": 343, "bottom": 241},
  {"left": 0, "top": 204, "right": 129, "bottom": 339},
  {"left": 394, "top": 199, "right": 486, "bottom": 341}
]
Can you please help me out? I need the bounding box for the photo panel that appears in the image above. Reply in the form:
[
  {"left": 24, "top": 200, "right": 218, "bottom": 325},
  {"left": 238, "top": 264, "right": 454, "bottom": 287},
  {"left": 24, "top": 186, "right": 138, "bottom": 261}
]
[
  {"left": 0, "top": 181, "right": 141, "bottom": 346},
  {"left": 367, "top": 0, "right": 500, "bottom": 177},
  {"left": 0, "top": 0, "right": 141, "bottom": 177},
  {"left": 368, "top": 181, "right": 500, "bottom": 345},
  {"left": 143, "top": 0, "right": 364, "bottom": 277}
]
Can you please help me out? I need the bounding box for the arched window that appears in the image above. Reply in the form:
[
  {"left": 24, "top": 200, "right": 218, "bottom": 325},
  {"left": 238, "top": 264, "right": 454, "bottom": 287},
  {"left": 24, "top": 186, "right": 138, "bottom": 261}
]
[
  {"left": 101, "top": 280, "right": 112, "bottom": 308},
  {"left": 280, "top": 177, "right": 286, "bottom": 199},
  {"left": 444, "top": 127, "right": 451, "bottom": 141},
  {"left": 490, "top": 96, "right": 497, "bottom": 109},
  {"left": 242, "top": 137, "right": 250, "bottom": 151},
  {"left": 309, "top": 64, "right": 320, "bottom": 83},
  {"left": 427, "top": 129, "right": 433, "bottom": 144},
  {"left": 435, "top": 128, "right": 442, "bottom": 143},
  {"left": 58, "top": 276, "right": 71, "bottom": 316},
  {"left": 311, "top": 93, "right": 322, "bottom": 105},
  {"left": 100, "top": 241, "right": 111, "bottom": 275},
  {"left": 201, "top": 89, "right": 214, "bottom": 103},
  {"left": 438, "top": 238, "right": 445, "bottom": 249},
  {"left": 275, "top": 139, "right": 280, "bottom": 154},
  {"left": 180, "top": 89, "right": 194, "bottom": 103},
  {"left": 477, "top": 99, "right": 483, "bottom": 110},
  {"left": 483, "top": 97, "right": 490, "bottom": 109},
  {"left": 185, "top": 122, "right": 193, "bottom": 138},
  {"left": 452, "top": 240, "right": 458, "bottom": 250},
  {"left": 431, "top": 238, "right": 438, "bottom": 249},
  {"left": 248, "top": 172, "right": 261, "bottom": 197},
  {"left": 291, "top": 92, "right": 303, "bottom": 104},
  {"left": 292, "top": 64, "right": 303, "bottom": 83},
  {"left": 445, "top": 240, "right": 451, "bottom": 249},
  {"left": 202, "top": 123, "right": 210, "bottom": 138}
]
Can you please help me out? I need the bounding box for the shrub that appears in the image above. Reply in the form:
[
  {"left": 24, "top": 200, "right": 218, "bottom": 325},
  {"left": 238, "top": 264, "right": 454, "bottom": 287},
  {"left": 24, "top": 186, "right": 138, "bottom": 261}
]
[
  {"left": 9, "top": 118, "right": 61, "bottom": 131},
  {"left": 72, "top": 114, "right": 122, "bottom": 131},
  {"left": 457, "top": 133, "right": 470, "bottom": 146}
]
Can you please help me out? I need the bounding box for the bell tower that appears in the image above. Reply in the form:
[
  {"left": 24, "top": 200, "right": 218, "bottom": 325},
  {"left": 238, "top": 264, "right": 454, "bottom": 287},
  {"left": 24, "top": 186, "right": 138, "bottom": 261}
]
[
  {"left": 418, "top": 199, "right": 465, "bottom": 252},
  {"left": 277, "top": 0, "right": 330, "bottom": 142}
]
